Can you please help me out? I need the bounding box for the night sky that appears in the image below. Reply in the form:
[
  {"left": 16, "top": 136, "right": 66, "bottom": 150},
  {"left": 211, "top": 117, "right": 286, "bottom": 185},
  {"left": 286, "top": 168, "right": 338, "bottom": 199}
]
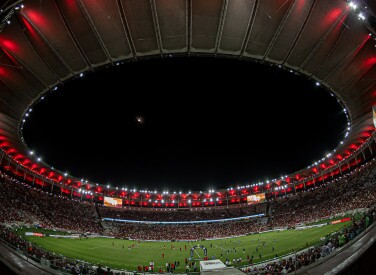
[{"left": 22, "top": 57, "right": 347, "bottom": 191}]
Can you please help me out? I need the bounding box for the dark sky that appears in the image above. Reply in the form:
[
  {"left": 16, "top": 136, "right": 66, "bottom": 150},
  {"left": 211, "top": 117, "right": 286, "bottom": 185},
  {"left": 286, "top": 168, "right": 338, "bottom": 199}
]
[{"left": 22, "top": 57, "right": 347, "bottom": 191}]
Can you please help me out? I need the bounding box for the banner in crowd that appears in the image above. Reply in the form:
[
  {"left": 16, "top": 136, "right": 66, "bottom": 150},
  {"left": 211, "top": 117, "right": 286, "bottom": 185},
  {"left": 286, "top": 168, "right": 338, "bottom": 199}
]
[
  {"left": 25, "top": 232, "right": 44, "bottom": 237},
  {"left": 104, "top": 196, "right": 123, "bottom": 208},
  {"left": 331, "top": 217, "right": 351, "bottom": 224},
  {"left": 247, "top": 193, "right": 266, "bottom": 205}
]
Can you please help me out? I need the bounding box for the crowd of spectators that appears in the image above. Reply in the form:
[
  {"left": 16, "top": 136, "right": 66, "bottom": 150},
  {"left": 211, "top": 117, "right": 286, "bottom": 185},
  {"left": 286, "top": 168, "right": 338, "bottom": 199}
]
[
  {"left": 0, "top": 175, "right": 53, "bottom": 227},
  {"left": 0, "top": 161, "right": 375, "bottom": 235},
  {"left": 98, "top": 204, "right": 265, "bottom": 222},
  {"left": 269, "top": 162, "right": 376, "bottom": 228},
  {"left": 0, "top": 161, "right": 375, "bottom": 241},
  {"left": 28, "top": 188, "right": 102, "bottom": 234},
  {"left": 0, "top": 173, "right": 102, "bottom": 234}
]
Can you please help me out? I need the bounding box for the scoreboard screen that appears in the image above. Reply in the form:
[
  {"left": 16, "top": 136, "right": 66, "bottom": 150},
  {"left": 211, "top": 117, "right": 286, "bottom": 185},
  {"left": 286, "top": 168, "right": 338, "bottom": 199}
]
[
  {"left": 104, "top": 196, "right": 123, "bottom": 208},
  {"left": 247, "top": 193, "right": 266, "bottom": 205}
]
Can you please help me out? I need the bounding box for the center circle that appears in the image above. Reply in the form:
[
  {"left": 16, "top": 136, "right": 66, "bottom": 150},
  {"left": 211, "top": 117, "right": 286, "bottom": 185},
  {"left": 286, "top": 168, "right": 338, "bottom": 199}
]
[{"left": 22, "top": 57, "right": 347, "bottom": 190}]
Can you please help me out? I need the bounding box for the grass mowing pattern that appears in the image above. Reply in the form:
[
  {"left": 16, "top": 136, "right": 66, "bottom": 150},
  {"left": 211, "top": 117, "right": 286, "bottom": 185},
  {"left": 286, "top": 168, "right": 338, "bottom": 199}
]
[{"left": 22, "top": 222, "right": 349, "bottom": 272}]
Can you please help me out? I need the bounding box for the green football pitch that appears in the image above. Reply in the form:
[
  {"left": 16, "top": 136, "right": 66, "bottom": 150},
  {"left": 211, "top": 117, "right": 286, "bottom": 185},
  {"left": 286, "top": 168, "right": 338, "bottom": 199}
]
[{"left": 22, "top": 222, "right": 349, "bottom": 272}]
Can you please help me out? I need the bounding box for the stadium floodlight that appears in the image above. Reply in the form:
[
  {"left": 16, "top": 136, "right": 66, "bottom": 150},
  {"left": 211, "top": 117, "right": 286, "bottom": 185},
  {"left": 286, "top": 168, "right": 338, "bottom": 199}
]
[
  {"left": 25, "top": 113, "right": 29, "bottom": 117},
  {"left": 64, "top": 172, "right": 68, "bottom": 176},
  {"left": 21, "top": 4, "right": 24, "bottom": 8},
  {"left": 29, "top": 109, "right": 32, "bottom": 112},
  {"left": 107, "top": 185, "right": 110, "bottom": 188},
  {"left": 188, "top": 199, "right": 191, "bottom": 203},
  {"left": 79, "top": 72, "right": 84, "bottom": 77},
  {"left": 347, "top": 127, "right": 350, "bottom": 131},
  {"left": 349, "top": 1, "right": 357, "bottom": 10},
  {"left": 29, "top": 151, "right": 34, "bottom": 155},
  {"left": 6, "top": 20, "right": 11, "bottom": 24},
  {"left": 358, "top": 13, "right": 366, "bottom": 20},
  {"left": 37, "top": 157, "right": 41, "bottom": 162},
  {"left": 315, "top": 82, "right": 320, "bottom": 86}
]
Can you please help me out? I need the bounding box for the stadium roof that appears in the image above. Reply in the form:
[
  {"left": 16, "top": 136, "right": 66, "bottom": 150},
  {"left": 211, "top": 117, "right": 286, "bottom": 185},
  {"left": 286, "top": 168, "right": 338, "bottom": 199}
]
[{"left": 0, "top": 0, "right": 375, "bottom": 193}]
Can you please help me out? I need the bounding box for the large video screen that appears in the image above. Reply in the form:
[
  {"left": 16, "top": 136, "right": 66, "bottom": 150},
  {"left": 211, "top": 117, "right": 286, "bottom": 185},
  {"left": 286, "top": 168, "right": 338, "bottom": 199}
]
[
  {"left": 373, "top": 106, "right": 376, "bottom": 128},
  {"left": 104, "top": 196, "right": 123, "bottom": 208},
  {"left": 247, "top": 193, "right": 266, "bottom": 205}
]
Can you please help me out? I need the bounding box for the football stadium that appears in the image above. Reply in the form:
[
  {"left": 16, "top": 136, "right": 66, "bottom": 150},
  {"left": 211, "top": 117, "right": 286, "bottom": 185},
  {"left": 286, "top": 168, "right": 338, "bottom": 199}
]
[{"left": 0, "top": 0, "right": 376, "bottom": 274}]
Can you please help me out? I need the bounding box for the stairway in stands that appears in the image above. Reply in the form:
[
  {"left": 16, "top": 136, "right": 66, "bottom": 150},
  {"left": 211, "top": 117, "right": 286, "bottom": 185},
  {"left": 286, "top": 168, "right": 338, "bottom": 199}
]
[
  {"left": 266, "top": 202, "right": 272, "bottom": 224},
  {"left": 94, "top": 204, "right": 105, "bottom": 229}
]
